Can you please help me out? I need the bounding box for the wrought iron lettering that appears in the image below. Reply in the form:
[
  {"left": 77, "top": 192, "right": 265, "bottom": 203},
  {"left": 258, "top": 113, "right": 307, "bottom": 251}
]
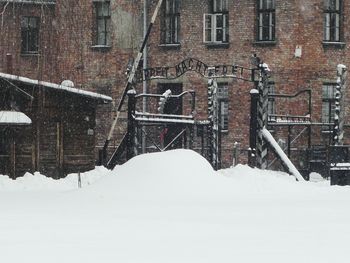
[{"left": 133, "top": 58, "right": 255, "bottom": 83}]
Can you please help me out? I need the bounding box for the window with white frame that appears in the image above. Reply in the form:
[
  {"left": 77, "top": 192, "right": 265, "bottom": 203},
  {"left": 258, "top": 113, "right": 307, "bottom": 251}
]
[
  {"left": 322, "top": 84, "right": 337, "bottom": 123},
  {"left": 217, "top": 83, "right": 229, "bottom": 131},
  {"left": 94, "top": 1, "right": 111, "bottom": 46},
  {"left": 324, "top": 0, "right": 342, "bottom": 42},
  {"left": 161, "top": 0, "right": 180, "bottom": 44},
  {"left": 257, "top": 0, "right": 275, "bottom": 41},
  {"left": 203, "top": 0, "right": 229, "bottom": 44},
  {"left": 21, "top": 16, "right": 40, "bottom": 54}
]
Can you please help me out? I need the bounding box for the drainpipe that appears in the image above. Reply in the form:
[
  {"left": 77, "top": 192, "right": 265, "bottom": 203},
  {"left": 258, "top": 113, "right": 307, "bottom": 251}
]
[{"left": 142, "top": 0, "right": 148, "bottom": 153}]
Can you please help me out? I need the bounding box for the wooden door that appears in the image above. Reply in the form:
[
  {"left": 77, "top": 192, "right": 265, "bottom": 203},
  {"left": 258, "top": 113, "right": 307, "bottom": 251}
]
[{"left": 39, "top": 121, "right": 63, "bottom": 178}]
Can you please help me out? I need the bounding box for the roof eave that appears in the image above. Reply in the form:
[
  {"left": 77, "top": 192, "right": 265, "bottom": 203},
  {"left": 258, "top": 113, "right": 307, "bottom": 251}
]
[
  {"left": 0, "top": 0, "right": 56, "bottom": 5},
  {"left": 0, "top": 72, "right": 113, "bottom": 103}
]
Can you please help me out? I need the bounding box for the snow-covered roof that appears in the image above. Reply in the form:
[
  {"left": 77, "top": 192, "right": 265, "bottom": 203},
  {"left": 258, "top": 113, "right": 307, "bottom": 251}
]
[
  {"left": 0, "top": 0, "right": 56, "bottom": 4},
  {"left": 0, "top": 111, "right": 32, "bottom": 125},
  {"left": 0, "top": 72, "right": 112, "bottom": 102}
]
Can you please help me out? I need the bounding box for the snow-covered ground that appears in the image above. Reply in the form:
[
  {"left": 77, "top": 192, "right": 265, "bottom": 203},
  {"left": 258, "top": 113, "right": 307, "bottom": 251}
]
[{"left": 1, "top": 149, "right": 350, "bottom": 263}]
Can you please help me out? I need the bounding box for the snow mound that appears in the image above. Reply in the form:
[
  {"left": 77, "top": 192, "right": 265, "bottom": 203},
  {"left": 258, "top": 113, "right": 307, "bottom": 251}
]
[
  {"left": 79, "top": 149, "right": 326, "bottom": 205},
  {"left": 0, "top": 149, "right": 336, "bottom": 196},
  {"left": 0, "top": 149, "right": 342, "bottom": 197},
  {"left": 0, "top": 166, "right": 109, "bottom": 191},
  {"left": 84, "top": 149, "right": 226, "bottom": 203}
]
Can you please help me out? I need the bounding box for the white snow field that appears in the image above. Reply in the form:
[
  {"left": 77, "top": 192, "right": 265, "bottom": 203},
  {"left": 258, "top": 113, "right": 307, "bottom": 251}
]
[{"left": 1, "top": 149, "right": 350, "bottom": 263}]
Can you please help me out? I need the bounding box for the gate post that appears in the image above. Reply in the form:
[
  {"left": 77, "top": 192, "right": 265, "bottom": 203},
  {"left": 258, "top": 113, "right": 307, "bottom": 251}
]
[
  {"left": 207, "top": 69, "right": 214, "bottom": 166},
  {"left": 256, "top": 63, "right": 270, "bottom": 169},
  {"left": 333, "top": 64, "right": 347, "bottom": 146},
  {"left": 207, "top": 67, "right": 219, "bottom": 169},
  {"left": 126, "top": 89, "right": 136, "bottom": 160},
  {"left": 217, "top": 100, "right": 222, "bottom": 170},
  {"left": 249, "top": 88, "right": 259, "bottom": 167}
]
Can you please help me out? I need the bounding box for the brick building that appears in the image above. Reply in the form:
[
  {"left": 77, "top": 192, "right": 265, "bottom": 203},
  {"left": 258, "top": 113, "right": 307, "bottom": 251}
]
[
  {"left": 1, "top": 0, "right": 350, "bottom": 173},
  {"left": 145, "top": 0, "right": 350, "bottom": 170}
]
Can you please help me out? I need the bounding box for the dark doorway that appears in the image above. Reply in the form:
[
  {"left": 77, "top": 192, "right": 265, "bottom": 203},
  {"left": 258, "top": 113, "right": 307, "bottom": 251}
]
[
  {"left": 0, "top": 128, "right": 12, "bottom": 177},
  {"left": 158, "top": 83, "right": 183, "bottom": 149},
  {"left": 39, "top": 121, "right": 63, "bottom": 179},
  {"left": 0, "top": 127, "right": 34, "bottom": 179}
]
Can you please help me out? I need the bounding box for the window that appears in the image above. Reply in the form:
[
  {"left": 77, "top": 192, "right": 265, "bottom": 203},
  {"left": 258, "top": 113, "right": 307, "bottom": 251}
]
[
  {"left": 203, "top": 0, "right": 229, "bottom": 44},
  {"left": 21, "top": 17, "right": 39, "bottom": 54},
  {"left": 322, "top": 84, "right": 337, "bottom": 123},
  {"left": 217, "top": 83, "right": 229, "bottom": 131},
  {"left": 257, "top": 0, "right": 275, "bottom": 41},
  {"left": 212, "top": 0, "right": 228, "bottom": 13},
  {"left": 268, "top": 82, "right": 275, "bottom": 115},
  {"left": 161, "top": 0, "right": 180, "bottom": 44},
  {"left": 324, "top": 0, "right": 342, "bottom": 42},
  {"left": 95, "top": 1, "right": 111, "bottom": 46}
]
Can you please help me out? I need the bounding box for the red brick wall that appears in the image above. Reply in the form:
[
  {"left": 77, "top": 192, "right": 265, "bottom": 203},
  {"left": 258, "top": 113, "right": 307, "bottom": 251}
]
[
  {"left": 145, "top": 0, "right": 350, "bottom": 167},
  {"left": 2, "top": 1, "right": 350, "bottom": 169}
]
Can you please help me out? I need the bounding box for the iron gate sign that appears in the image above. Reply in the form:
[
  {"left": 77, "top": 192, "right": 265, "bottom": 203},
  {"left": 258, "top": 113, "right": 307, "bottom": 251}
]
[{"left": 134, "top": 58, "right": 256, "bottom": 83}]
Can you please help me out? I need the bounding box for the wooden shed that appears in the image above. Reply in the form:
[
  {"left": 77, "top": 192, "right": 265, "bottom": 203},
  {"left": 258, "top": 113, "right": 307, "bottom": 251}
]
[{"left": 0, "top": 72, "right": 112, "bottom": 179}]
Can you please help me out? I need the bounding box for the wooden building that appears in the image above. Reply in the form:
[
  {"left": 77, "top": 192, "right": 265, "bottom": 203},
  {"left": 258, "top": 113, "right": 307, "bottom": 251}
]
[{"left": 0, "top": 72, "right": 112, "bottom": 179}]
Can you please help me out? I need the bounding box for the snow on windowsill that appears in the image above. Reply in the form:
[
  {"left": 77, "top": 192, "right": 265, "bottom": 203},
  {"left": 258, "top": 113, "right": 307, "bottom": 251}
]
[
  {"left": 253, "top": 40, "right": 277, "bottom": 46},
  {"left": 158, "top": 43, "right": 181, "bottom": 49},
  {"left": 91, "top": 45, "right": 111, "bottom": 51},
  {"left": 204, "top": 42, "right": 230, "bottom": 49},
  {"left": 322, "top": 41, "right": 346, "bottom": 48},
  {"left": 20, "top": 52, "right": 39, "bottom": 57}
]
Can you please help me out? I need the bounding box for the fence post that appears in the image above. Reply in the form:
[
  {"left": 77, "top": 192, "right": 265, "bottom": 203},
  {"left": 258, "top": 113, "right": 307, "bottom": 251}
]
[
  {"left": 126, "top": 89, "right": 137, "bottom": 160},
  {"left": 249, "top": 89, "right": 259, "bottom": 167},
  {"left": 78, "top": 171, "right": 82, "bottom": 188},
  {"left": 232, "top": 142, "right": 239, "bottom": 167}
]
